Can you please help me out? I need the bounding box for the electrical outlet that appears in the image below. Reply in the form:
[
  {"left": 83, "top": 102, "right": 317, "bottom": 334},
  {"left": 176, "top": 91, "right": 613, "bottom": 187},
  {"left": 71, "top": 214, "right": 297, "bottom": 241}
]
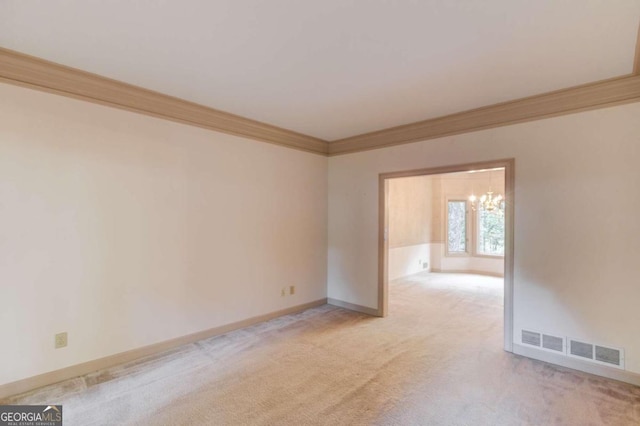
[
  {"left": 281, "top": 288, "right": 286, "bottom": 297},
  {"left": 289, "top": 285, "right": 295, "bottom": 295},
  {"left": 55, "top": 332, "right": 68, "bottom": 349},
  {"left": 423, "top": 262, "right": 429, "bottom": 269}
]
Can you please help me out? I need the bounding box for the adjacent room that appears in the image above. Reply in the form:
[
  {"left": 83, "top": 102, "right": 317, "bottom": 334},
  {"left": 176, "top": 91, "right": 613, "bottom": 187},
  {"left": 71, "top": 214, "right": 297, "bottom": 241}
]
[
  {"left": 1, "top": 1, "right": 640, "bottom": 424},
  {"left": 386, "top": 167, "right": 507, "bottom": 348},
  {"left": 387, "top": 168, "right": 506, "bottom": 281}
]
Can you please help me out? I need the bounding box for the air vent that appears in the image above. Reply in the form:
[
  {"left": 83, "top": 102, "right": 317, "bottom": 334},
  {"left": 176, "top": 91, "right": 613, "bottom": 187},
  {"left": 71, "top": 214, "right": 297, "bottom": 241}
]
[
  {"left": 542, "top": 334, "right": 564, "bottom": 352},
  {"left": 522, "top": 330, "right": 541, "bottom": 347},
  {"left": 595, "top": 345, "right": 624, "bottom": 368},
  {"left": 569, "top": 340, "right": 594, "bottom": 359},
  {"left": 522, "top": 331, "right": 625, "bottom": 371},
  {"left": 567, "top": 339, "right": 625, "bottom": 369}
]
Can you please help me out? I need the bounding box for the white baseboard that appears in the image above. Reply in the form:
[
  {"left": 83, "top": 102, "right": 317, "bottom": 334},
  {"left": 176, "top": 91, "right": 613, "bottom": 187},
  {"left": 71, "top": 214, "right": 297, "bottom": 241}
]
[
  {"left": 513, "top": 343, "right": 640, "bottom": 387},
  {"left": 0, "top": 298, "right": 327, "bottom": 400},
  {"left": 327, "top": 298, "right": 380, "bottom": 317}
]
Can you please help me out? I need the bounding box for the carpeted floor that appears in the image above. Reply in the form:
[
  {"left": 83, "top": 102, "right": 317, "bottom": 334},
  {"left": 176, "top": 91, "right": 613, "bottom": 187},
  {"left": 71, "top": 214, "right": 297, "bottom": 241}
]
[{"left": 3, "top": 272, "right": 640, "bottom": 425}]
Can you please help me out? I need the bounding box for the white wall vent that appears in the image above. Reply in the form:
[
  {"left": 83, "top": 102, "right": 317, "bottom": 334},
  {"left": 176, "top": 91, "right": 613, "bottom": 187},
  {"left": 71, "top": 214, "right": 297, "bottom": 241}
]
[
  {"left": 522, "top": 331, "right": 625, "bottom": 370},
  {"left": 521, "top": 330, "right": 541, "bottom": 347},
  {"left": 595, "top": 345, "right": 624, "bottom": 369},
  {"left": 567, "top": 338, "right": 625, "bottom": 369},
  {"left": 522, "top": 330, "right": 565, "bottom": 353},
  {"left": 569, "top": 339, "right": 594, "bottom": 359},
  {"left": 541, "top": 334, "right": 564, "bottom": 353}
]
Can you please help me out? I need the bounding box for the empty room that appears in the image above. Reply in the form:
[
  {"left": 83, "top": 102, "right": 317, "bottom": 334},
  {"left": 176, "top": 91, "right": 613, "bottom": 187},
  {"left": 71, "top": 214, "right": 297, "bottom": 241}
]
[
  {"left": 1, "top": 1, "right": 640, "bottom": 425},
  {"left": 385, "top": 166, "right": 507, "bottom": 353}
]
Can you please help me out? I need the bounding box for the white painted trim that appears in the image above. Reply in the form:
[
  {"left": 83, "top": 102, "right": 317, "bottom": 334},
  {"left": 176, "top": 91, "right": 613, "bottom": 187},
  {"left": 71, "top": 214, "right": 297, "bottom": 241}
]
[
  {"left": 513, "top": 343, "right": 640, "bottom": 387},
  {"left": 327, "top": 298, "right": 380, "bottom": 317},
  {"left": 0, "top": 298, "right": 328, "bottom": 400}
]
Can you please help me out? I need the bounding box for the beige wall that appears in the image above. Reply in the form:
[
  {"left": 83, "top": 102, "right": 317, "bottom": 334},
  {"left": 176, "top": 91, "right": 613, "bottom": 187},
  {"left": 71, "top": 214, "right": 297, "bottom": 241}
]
[
  {"left": 388, "top": 170, "right": 505, "bottom": 248},
  {"left": 3, "top": 78, "right": 640, "bottom": 387},
  {"left": 387, "top": 176, "right": 436, "bottom": 280},
  {"left": 0, "top": 83, "right": 328, "bottom": 386},
  {"left": 328, "top": 102, "right": 640, "bottom": 374},
  {"left": 388, "top": 176, "right": 436, "bottom": 248}
]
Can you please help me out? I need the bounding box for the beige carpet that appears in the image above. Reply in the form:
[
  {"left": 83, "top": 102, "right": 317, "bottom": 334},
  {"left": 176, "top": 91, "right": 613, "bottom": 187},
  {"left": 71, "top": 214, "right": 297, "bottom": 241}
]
[{"left": 3, "top": 272, "right": 640, "bottom": 425}]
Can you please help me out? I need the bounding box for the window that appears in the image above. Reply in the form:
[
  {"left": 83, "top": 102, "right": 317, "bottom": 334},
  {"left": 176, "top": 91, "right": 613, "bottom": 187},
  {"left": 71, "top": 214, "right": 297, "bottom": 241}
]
[
  {"left": 477, "top": 202, "right": 505, "bottom": 256},
  {"left": 447, "top": 200, "right": 467, "bottom": 254},
  {"left": 446, "top": 198, "right": 505, "bottom": 258}
]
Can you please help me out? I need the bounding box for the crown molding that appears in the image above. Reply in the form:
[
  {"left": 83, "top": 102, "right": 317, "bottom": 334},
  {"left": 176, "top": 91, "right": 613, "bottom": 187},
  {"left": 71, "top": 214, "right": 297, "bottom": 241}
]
[
  {"left": 3, "top": 47, "right": 640, "bottom": 158},
  {"left": 0, "top": 47, "right": 329, "bottom": 155},
  {"left": 328, "top": 74, "right": 640, "bottom": 156}
]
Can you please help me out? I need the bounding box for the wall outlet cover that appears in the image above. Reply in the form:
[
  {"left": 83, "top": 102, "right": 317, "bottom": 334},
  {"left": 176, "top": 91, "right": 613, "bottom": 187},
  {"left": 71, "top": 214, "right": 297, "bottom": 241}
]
[{"left": 55, "top": 332, "right": 68, "bottom": 349}]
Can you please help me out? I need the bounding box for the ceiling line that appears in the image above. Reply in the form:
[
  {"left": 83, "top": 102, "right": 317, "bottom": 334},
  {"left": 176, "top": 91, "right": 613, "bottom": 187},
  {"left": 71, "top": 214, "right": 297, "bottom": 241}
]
[
  {"left": 0, "top": 47, "right": 329, "bottom": 155},
  {"left": 327, "top": 74, "right": 640, "bottom": 156},
  {"left": 2, "top": 46, "right": 640, "bottom": 158}
]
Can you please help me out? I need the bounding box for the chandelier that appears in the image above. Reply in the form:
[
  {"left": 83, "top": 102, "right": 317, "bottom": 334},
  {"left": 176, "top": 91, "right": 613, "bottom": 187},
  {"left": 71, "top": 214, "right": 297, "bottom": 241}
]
[
  {"left": 468, "top": 169, "right": 504, "bottom": 213},
  {"left": 469, "top": 191, "right": 503, "bottom": 212}
]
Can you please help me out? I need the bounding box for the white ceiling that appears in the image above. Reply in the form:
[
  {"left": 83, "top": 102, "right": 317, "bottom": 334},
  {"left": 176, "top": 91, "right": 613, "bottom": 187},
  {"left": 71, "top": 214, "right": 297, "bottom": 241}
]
[{"left": 1, "top": 1, "right": 639, "bottom": 141}]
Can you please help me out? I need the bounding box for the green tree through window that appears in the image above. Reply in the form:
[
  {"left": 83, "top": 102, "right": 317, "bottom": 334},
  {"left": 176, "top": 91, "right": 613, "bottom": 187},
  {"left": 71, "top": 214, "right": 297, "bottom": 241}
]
[
  {"left": 478, "top": 202, "right": 505, "bottom": 255},
  {"left": 447, "top": 201, "right": 467, "bottom": 253}
]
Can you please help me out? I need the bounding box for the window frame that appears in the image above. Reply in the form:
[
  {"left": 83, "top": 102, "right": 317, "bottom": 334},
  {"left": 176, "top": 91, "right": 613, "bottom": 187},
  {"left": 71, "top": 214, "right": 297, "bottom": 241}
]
[{"left": 444, "top": 197, "right": 506, "bottom": 259}]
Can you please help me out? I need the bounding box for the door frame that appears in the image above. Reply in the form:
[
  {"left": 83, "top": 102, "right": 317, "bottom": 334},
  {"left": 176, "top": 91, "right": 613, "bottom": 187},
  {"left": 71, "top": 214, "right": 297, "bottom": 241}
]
[{"left": 378, "top": 158, "right": 515, "bottom": 352}]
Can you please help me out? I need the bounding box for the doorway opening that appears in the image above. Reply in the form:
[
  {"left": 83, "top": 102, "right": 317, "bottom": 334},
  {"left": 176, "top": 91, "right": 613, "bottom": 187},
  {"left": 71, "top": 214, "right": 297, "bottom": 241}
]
[{"left": 378, "top": 159, "right": 514, "bottom": 352}]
